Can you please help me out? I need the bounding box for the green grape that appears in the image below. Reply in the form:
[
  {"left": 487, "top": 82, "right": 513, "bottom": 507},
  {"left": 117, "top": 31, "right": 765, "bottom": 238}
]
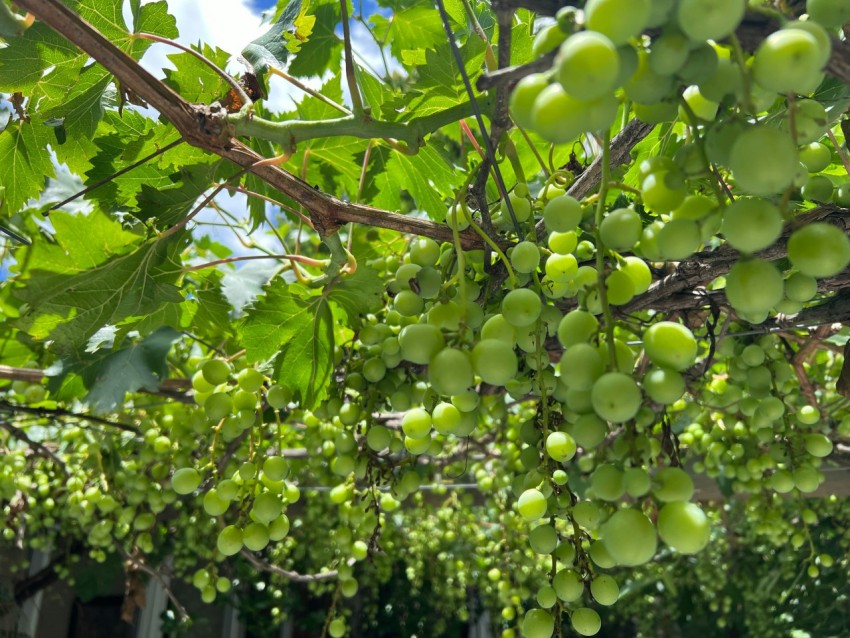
[
  {"left": 600, "top": 207, "right": 642, "bottom": 250},
  {"left": 571, "top": 414, "right": 607, "bottom": 449},
  {"left": 329, "top": 619, "right": 345, "bottom": 638},
  {"left": 653, "top": 467, "right": 694, "bottom": 502},
  {"left": 202, "top": 359, "right": 231, "bottom": 385},
  {"left": 807, "top": 0, "right": 850, "bottom": 28},
  {"left": 657, "top": 502, "right": 711, "bottom": 554},
  {"left": 729, "top": 126, "right": 797, "bottom": 196},
  {"left": 724, "top": 258, "right": 784, "bottom": 316},
  {"left": 267, "top": 515, "right": 290, "bottom": 541},
  {"left": 625, "top": 49, "right": 675, "bottom": 104},
  {"left": 502, "top": 192, "right": 532, "bottom": 223},
  {"left": 432, "top": 402, "right": 461, "bottom": 436},
  {"left": 801, "top": 174, "right": 834, "bottom": 202},
  {"left": 649, "top": 31, "right": 690, "bottom": 75},
  {"left": 571, "top": 608, "right": 602, "bottom": 636},
  {"left": 472, "top": 339, "right": 518, "bottom": 387},
  {"left": 605, "top": 270, "right": 635, "bottom": 305},
  {"left": 545, "top": 432, "right": 576, "bottom": 462},
  {"left": 643, "top": 321, "right": 697, "bottom": 371},
  {"left": 677, "top": 0, "right": 745, "bottom": 42},
  {"left": 721, "top": 198, "right": 784, "bottom": 254},
  {"left": 548, "top": 230, "right": 578, "bottom": 255},
  {"left": 543, "top": 195, "right": 582, "bottom": 232},
  {"left": 557, "top": 310, "right": 598, "bottom": 347},
  {"left": 531, "top": 84, "right": 588, "bottom": 144},
  {"left": 641, "top": 170, "right": 686, "bottom": 212},
  {"left": 242, "top": 522, "right": 270, "bottom": 552},
  {"left": 680, "top": 85, "right": 718, "bottom": 123},
  {"left": 833, "top": 182, "right": 850, "bottom": 205},
  {"left": 624, "top": 467, "right": 651, "bottom": 497},
  {"left": 536, "top": 585, "right": 557, "bottom": 609},
  {"left": 481, "top": 315, "right": 517, "bottom": 346},
  {"left": 263, "top": 456, "right": 289, "bottom": 482},
  {"left": 402, "top": 407, "right": 432, "bottom": 439},
  {"left": 429, "top": 348, "right": 474, "bottom": 396},
  {"left": 643, "top": 367, "right": 686, "bottom": 404},
  {"left": 590, "top": 574, "right": 619, "bottom": 606},
  {"left": 415, "top": 267, "right": 442, "bottom": 299},
  {"left": 791, "top": 99, "right": 829, "bottom": 144},
  {"left": 753, "top": 29, "right": 824, "bottom": 95},
  {"left": 584, "top": 0, "right": 650, "bottom": 45},
  {"left": 266, "top": 384, "right": 292, "bottom": 409},
  {"left": 203, "top": 489, "right": 229, "bottom": 516},
  {"left": 517, "top": 488, "right": 547, "bottom": 521},
  {"left": 601, "top": 508, "right": 657, "bottom": 566},
  {"left": 657, "top": 219, "right": 700, "bottom": 260},
  {"left": 252, "top": 492, "right": 283, "bottom": 523},
  {"left": 559, "top": 343, "right": 604, "bottom": 390},
  {"left": 620, "top": 256, "right": 652, "bottom": 294},
  {"left": 236, "top": 368, "right": 264, "bottom": 393},
  {"left": 502, "top": 288, "right": 543, "bottom": 328},
  {"left": 529, "top": 524, "right": 558, "bottom": 554},
  {"left": 556, "top": 31, "right": 620, "bottom": 101},
  {"left": 521, "top": 609, "right": 554, "bottom": 638},
  {"left": 770, "top": 469, "right": 795, "bottom": 493},
  {"left": 399, "top": 323, "right": 445, "bottom": 364},
  {"left": 532, "top": 23, "right": 567, "bottom": 58},
  {"left": 633, "top": 100, "right": 678, "bottom": 124},
  {"left": 678, "top": 42, "right": 719, "bottom": 84},
  {"left": 510, "top": 73, "right": 549, "bottom": 130},
  {"left": 410, "top": 237, "right": 440, "bottom": 267},
  {"left": 591, "top": 373, "right": 642, "bottom": 423},
  {"left": 591, "top": 464, "right": 625, "bottom": 501},
  {"left": 799, "top": 142, "right": 832, "bottom": 173},
  {"left": 217, "top": 479, "right": 239, "bottom": 501},
  {"left": 804, "top": 433, "right": 833, "bottom": 458},
  {"left": 553, "top": 568, "right": 584, "bottom": 602},
  {"left": 393, "top": 290, "right": 424, "bottom": 316},
  {"left": 193, "top": 568, "right": 211, "bottom": 589},
  {"left": 784, "top": 20, "right": 832, "bottom": 67},
  {"left": 394, "top": 263, "right": 422, "bottom": 291},
  {"left": 204, "top": 392, "right": 234, "bottom": 421},
  {"left": 217, "top": 525, "right": 243, "bottom": 557},
  {"left": 511, "top": 241, "right": 541, "bottom": 274},
  {"left": 171, "top": 468, "right": 201, "bottom": 495},
  {"left": 201, "top": 586, "right": 216, "bottom": 603},
  {"left": 787, "top": 223, "right": 850, "bottom": 278},
  {"left": 794, "top": 466, "right": 822, "bottom": 492},
  {"left": 366, "top": 425, "right": 392, "bottom": 451},
  {"left": 544, "top": 253, "right": 578, "bottom": 283}
]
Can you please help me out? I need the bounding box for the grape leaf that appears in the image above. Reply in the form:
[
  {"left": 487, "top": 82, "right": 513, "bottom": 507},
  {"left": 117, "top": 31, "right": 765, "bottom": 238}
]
[
  {"left": 134, "top": 163, "right": 221, "bottom": 229},
  {"left": 49, "top": 326, "right": 182, "bottom": 412},
  {"left": 327, "top": 264, "right": 385, "bottom": 322},
  {"left": 16, "top": 232, "right": 187, "bottom": 354},
  {"left": 241, "top": 0, "right": 308, "bottom": 93},
  {"left": 0, "top": 119, "right": 56, "bottom": 215},
  {"left": 287, "top": 1, "right": 341, "bottom": 79},
  {"left": 241, "top": 281, "right": 333, "bottom": 408}
]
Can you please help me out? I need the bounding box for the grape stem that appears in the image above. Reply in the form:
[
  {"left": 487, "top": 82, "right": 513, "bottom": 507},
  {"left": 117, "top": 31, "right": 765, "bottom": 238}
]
[{"left": 593, "top": 130, "right": 618, "bottom": 371}]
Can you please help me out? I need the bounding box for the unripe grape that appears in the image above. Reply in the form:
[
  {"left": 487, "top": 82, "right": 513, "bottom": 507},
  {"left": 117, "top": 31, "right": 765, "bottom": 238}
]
[
  {"left": 591, "top": 373, "right": 642, "bottom": 423},
  {"left": 657, "top": 502, "right": 711, "bottom": 554},
  {"left": 252, "top": 492, "right": 283, "bottom": 523},
  {"left": 729, "top": 126, "right": 797, "bottom": 196},
  {"left": 521, "top": 609, "right": 554, "bottom": 638},
  {"left": 511, "top": 241, "right": 541, "bottom": 274},
  {"left": 724, "top": 258, "right": 784, "bottom": 316},
  {"left": 643, "top": 322, "right": 698, "bottom": 372},
  {"left": 571, "top": 608, "right": 602, "bottom": 636},
  {"left": 591, "top": 463, "right": 625, "bottom": 501},
  {"left": 502, "top": 288, "right": 542, "bottom": 328},
  {"left": 217, "top": 525, "right": 243, "bottom": 556},
  {"left": 242, "top": 522, "right": 270, "bottom": 552},
  {"left": 653, "top": 467, "right": 694, "bottom": 502},
  {"left": 552, "top": 568, "right": 583, "bottom": 602},
  {"left": 601, "top": 508, "right": 657, "bottom": 566},
  {"left": 543, "top": 195, "right": 581, "bottom": 232},
  {"left": 545, "top": 432, "right": 576, "bottom": 462},
  {"left": 202, "top": 359, "right": 231, "bottom": 385},
  {"left": 266, "top": 384, "right": 292, "bottom": 409},
  {"left": 171, "top": 468, "right": 201, "bottom": 495},
  {"left": 399, "top": 323, "right": 445, "bottom": 365},
  {"left": 529, "top": 524, "right": 558, "bottom": 554},
  {"left": 585, "top": 0, "right": 650, "bottom": 45},
  {"left": 804, "top": 433, "right": 833, "bottom": 458},
  {"left": 590, "top": 575, "right": 619, "bottom": 606},
  {"left": 531, "top": 84, "right": 588, "bottom": 144},
  {"left": 556, "top": 31, "right": 620, "bottom": 101},
  {"left": 472, "top": 339, "right": 518, "bottom": 387},
  {"left": 753, "top": 28, "right": 825, "bottom": 94},
  {"left": 807, "top": 0, "right": 850, "bottom": 28},
  {"left": 510, "top": 74, "right": 549, "bottom": 130},
  {"left": 677, "top": 0, "right": 745, "bottom": 42},
  {"left": 600, "top": 207, "right": 642, "bottom": 251},
  {"left": 721, "top": 198, "right": 784, "bottom": 254},
  {"left": 517, "top": 488, "right": 547, "bottom": 521},
  {"left": 429, "top": 348, "right": 474, "bottom": 396},
  {"left": 204, "top": 392, "right": 234, "bottom": 421},
  {"left": 787, "top": 223, "right": 850, "bottom": 278}
]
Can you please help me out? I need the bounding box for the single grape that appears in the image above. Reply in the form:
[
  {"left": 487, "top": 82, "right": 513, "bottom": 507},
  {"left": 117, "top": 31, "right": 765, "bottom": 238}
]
[
  {"left": 729, "top": 126, "right": 797, "bottom": 196},
  {"left": 657, "top": 502, "right": 711, "bottom": 554},
  {"left": 242, "top": 522, "right": 270, "bottom": 552},
  {"left": 531, "top": 84, "right": 588, "bottom": 144},
  {"left": 217, "top": 525, "right": 243, "bottom": 557},
  {"left": 428, "top": 348, "right": 474, "bottom": 396},
  {"left": 571, "top": 608, "right": 602, "bottom": 637},
  {"left": 600, "top": 207, "right": 642, "bottom": 250},
  {"left": 553, "top": 568, "right": 584, "bottom": 602},
  {"left": 556, "top": 31, "right": 620, "bottom": 101},
  {"left": 801, "top": 175, "right": 834, "bottom": 203},
  {"left": 601, "top": 508, "right": 657, "bottom": 566},
  {"left": 502, "top": 288, "right": 543, "bottom": 328},
  {"left": 511, "top": 241, "right": 541, "bottom": 274},
  {"left": 521, "top": 609, "right": 554, "bottom": 638},
  {"left": 799, "top": 142, "right": 832, "bottom": 173},
  {"left": 605, "top": 270, "right": 635, "bottom": 305},
  {"left": 544, "top": 253, "right": 578, "bottom": 283},
  {"left": 557, "top": 310, "right": 598, "bottom": 347},
  {"left": 472, "top": 339, "right": 518, "bottom": 387},
  {"left": 432, "top": 402, "right": 462, "bottom": 436},
  {"left": 643, "top": 367, "right": 686, "bottom": 404},
  {"left": 252, "top": 492, "right": 283, "bottom": 523},
  {"left": 545, "top": 431, "right": 577, "bottom": 462},
  {"left": 590, "top": 575, "right": 619, "bottom": 606},
  {"left": 787, "top": 223, "right": 850, "bottom": 278},
  {"left": 724, "top": 258, "right": 784, "bottom": 316},
  {"left": 753, "top": 29, "right": 823, "bottom": 94},
  {"left": 591, "top": 373, "right": 642, "bottom": 423},
  {"left": 653, "top": 467, "right": 694, "bottom": 502},
  {"left": 402, "top": 407, "right": 432, "bottom": 439},
  {"left": 543, "top": 195, "right": 582, "bottom": 232},
  {"left": 584, "top": 0, "right": 650, "bottom": 45},
  {"left": 399, "top": 323, "right": 445, "bottom": 364},
  {"left": 266, "top": 384, "right": 292, "bottom": 409},
  {"left": 591, "top": 464, "right": 625, "bottom": 501},
  {"left": 202, "top": 359, "right": 231, "bottom": 385},
  {"left": 171, "top": 468, "right": 201, "bottom": 495},
  {"left": 657, "top": 219, "right": 700, "bottom": 260},
  {"left": 721, "top": 198, "right": 784, "bottom": 254},
  {"left": 529, "top": 524, "right": 558, "bottom": 554},
  {"left": 677, "top": 0, "right": 746, "bottom": 42},
  {"left": 510, "top": 73, "right": 549, "bottom": 130},
  {"left": 643, "top": 321, "right": 697, "bottom": 371},
  {"left": 559, "top": 343, "right": 604, "bottom": 391},
  {"left": 807, "top": 0, "right": 850, "bottom": 28},
  {"left": 517, "top": 488, "right": 547, "bottom": 521}
]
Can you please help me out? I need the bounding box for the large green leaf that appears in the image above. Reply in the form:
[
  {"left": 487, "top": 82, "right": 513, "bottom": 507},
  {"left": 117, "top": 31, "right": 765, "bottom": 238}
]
[
  {"left": 327, "top": 263, "right": 385, "bottom": 322},
  {"left": 241, "top": 281, "right": 333, "bottom": 408},
  {"left": 16, "top": 231, "right": 186, "bottom": 354},
  {"left": 49, "top": 326, "right": 182, "bottom": 412},
  {"left": 287, "top": 1, "right": 341, "bottom": 79},
  {"left": 0, "top": 119, "right": 56, "bottom": 215}
]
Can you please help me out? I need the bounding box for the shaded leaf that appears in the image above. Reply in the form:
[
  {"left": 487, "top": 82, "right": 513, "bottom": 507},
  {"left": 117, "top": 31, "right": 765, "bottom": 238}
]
[
  {"left": 328, "top": 264, "right": 385, "bottom": 322},
  {"left": 241, "top": 281, "right": 333, "bottom": 408},
  {"left": 0, "top": 119, "right": 56, "bottom": 215}
]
